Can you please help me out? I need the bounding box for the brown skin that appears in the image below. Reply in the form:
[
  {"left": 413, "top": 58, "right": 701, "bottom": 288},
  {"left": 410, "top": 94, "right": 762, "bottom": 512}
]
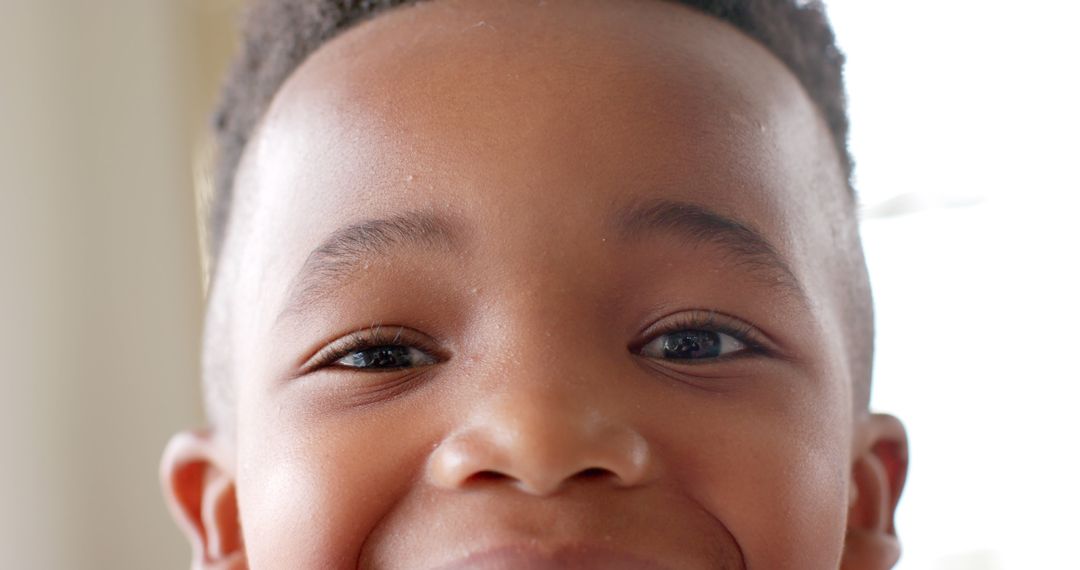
[{"left": 162, "top": 0, "right": 908, "bottom": 568}]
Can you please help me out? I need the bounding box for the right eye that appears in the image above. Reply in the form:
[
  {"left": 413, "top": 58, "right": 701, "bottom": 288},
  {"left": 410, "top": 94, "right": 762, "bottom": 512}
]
[
  {"left": 304, "top": 325, "right": 443, "bottom": 373},
  {"left": 336, "top": 344, "right": 437, "bottom": 371}
]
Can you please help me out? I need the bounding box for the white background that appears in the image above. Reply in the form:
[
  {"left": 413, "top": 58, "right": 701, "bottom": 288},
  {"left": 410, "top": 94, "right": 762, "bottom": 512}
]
[{"left": 828, "top": 1, "right": 1080, "bottom": 567}]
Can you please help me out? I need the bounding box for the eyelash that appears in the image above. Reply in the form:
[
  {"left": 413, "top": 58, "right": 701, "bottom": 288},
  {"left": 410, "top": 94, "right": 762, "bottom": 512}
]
[
  {"left": 304, "top": 310, "right": 771, "bottom": 373},
  {"left": 633, "top": 309, "right": 770, "bottom": 358},
  {"left": 303, "top": 325, "right": 443, "bottom": 372}
]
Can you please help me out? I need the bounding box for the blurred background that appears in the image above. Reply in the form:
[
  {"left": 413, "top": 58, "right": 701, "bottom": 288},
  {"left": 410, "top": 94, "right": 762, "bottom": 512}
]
[{"left": 0, "top": 1, "right": 1076, "bottom": 568}]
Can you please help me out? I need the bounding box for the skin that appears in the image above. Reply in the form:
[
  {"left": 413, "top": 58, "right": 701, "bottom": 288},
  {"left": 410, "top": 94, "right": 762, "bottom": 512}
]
[{"left": 162, "top": 0, "right": 909, "bottom": 568}]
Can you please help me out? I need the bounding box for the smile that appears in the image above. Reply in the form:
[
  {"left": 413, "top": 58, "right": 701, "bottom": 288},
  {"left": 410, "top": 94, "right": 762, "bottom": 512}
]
[{"left": 430, "top": 543, "right": 671, "bottom": 570}]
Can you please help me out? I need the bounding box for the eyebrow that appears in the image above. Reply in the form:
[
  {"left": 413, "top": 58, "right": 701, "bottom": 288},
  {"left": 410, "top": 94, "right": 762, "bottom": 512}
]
[
  {"left": 279, "top": 199, "right": 804, "bottom": 321},
  {"left": 613, "top": 199, "right": 805, "bottom": 299},
  {"left": 279, "top": 210, "right": 457, "bottom": 319}
]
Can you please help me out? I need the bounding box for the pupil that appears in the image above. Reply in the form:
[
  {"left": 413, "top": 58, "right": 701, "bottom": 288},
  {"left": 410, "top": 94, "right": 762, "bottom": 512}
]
[
  {"left": 357, "top": 345, "right": 411, "bottom": 368},
  {"left": 662, "top": 330, "right": 721, "bottom": 359}
]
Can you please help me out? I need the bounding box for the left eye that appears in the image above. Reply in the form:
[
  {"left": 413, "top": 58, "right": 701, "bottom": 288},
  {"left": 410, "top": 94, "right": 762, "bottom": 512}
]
[
  {"left": 639, "top": 329, "right": 748, "bottom": 361},
  {"left": 336, "top": 345, "right": 437, "bottom": 370}
]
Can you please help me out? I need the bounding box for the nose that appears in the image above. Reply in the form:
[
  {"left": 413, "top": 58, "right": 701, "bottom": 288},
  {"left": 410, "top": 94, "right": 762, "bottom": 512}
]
[{"left": 425, "top": 385, "right": 654, "bottom": 496}]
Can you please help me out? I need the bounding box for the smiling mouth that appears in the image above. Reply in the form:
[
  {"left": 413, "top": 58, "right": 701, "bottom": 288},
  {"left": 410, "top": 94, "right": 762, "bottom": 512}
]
[{"left": 430, "top": 544, "right": 671, "bottom": 570}]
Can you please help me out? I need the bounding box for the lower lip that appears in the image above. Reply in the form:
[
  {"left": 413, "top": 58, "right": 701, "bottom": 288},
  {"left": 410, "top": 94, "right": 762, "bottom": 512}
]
[{"left": 432, "top": 545, "right": 668, "bottom": 570}]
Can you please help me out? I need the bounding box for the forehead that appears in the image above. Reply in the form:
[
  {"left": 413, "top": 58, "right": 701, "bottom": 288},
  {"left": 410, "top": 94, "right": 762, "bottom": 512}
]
[
  {"left": 257, "top": 0, "right": 822, "bottom": 179},
  {"left": 231, "top": 0, "right": 849, "bottom": 339}
]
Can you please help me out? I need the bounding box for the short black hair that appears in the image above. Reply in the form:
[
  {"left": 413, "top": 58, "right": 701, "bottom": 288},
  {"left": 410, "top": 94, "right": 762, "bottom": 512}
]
[{"left": 210, "top": 0, "right": 851, "bottom": 269}]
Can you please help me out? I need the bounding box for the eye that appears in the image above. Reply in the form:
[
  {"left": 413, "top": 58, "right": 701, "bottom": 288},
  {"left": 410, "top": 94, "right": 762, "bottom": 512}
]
[
  {"left": 634, "top": 310, "right": 766, "bottom": 363},
  {"left": 304, "top": 325, "right": 443, "bottom": 373},
  {"left": 336, "top": 345, "right": 436, "bottom": 370},
  {"left": 639, "top": 329, "right": 747, "bottom": 361}
]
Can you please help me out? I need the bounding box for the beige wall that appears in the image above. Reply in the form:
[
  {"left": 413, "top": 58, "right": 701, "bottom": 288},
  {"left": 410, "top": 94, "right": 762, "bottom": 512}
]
[{"left": 0, "top": 1, "right": 240, "bottom": 568}]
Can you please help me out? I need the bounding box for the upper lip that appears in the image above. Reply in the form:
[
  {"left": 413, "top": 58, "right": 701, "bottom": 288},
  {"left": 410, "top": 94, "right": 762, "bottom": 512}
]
[{"left": 430, "top": 543, "right": 671, "bottom": 570}]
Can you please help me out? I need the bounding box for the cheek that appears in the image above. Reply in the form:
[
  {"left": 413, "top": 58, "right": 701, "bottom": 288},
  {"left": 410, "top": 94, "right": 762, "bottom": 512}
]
[
  {"left": 660, "top": 401, "right": 850, "bottom": 569},
  {"left": 235, "top": 397, "right": 437, "bottom": 570}
]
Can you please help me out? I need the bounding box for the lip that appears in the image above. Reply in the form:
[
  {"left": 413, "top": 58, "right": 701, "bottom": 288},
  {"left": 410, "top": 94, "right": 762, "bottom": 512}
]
[{"left": 431, "top": 544, "right": 671, "bottom": 570}]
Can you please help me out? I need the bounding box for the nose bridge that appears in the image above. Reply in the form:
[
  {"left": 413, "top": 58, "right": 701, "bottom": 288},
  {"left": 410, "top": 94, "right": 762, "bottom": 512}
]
[
  {"left": 488, "top": 373, "right": 611, "bottom": 466},
  {"left": 426, "top": 329, "right": 653, "bottom": 495}
]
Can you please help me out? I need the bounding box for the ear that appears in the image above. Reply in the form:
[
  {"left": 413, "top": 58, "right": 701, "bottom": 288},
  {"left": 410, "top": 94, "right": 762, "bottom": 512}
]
[
  {"left": 160, "top": 430, "right": 246, "bottom": 570},
  {"left": 841, "top": 413, "right": 909, "bottom": 570}
]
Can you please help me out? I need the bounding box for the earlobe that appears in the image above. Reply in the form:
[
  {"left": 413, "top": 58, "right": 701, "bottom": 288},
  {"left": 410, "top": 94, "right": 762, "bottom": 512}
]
[
  {"left": 841, "top": 413, "right": 909, "bottom": 570},
  {"left": 160, "top": 430, "right": 246, "bottom": 570}
]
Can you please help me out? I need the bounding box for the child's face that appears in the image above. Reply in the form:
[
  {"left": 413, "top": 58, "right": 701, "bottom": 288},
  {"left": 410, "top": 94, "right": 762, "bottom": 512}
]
[{"left": 164, "top": 1, "right": 907, "bottom": 568}]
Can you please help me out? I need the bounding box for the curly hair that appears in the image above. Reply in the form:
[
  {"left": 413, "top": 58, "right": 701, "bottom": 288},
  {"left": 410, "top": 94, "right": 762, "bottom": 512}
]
[{"left": 210, "top": 0, "right": 850, "bottom": 267}]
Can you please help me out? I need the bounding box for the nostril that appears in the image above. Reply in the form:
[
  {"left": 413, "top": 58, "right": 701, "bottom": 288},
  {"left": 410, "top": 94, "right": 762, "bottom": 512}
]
[
  {"left": 464, "top": 470, "right": 515, "bottom": 486},
  {"left": 575, "top": 467, "right": 616, "bottom": 481},
  {"left": 427, "top": 427, "right": 653, "bottom": 493}
]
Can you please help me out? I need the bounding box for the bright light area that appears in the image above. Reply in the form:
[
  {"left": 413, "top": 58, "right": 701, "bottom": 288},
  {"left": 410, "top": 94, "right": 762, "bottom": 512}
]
[{"left": 827, "top": 1, "right": 1080, "bottom": 568}]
